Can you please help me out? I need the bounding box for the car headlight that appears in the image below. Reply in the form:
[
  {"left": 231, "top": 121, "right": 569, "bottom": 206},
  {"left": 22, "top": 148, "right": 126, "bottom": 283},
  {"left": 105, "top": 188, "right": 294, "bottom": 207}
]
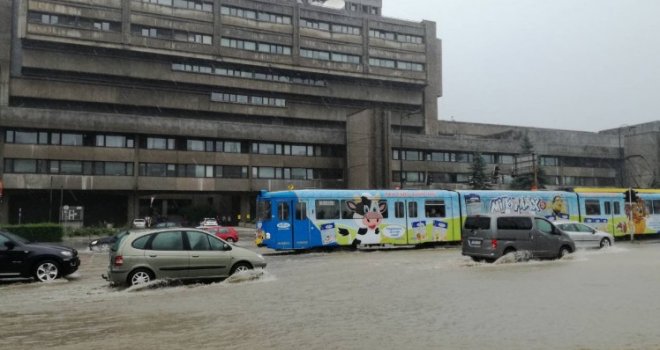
[
  {"left": 90, "top": 240, "right": 98, "bottom": 245},
  {"left": 60, "top": 251, "right": 73, "bottom": 257}
]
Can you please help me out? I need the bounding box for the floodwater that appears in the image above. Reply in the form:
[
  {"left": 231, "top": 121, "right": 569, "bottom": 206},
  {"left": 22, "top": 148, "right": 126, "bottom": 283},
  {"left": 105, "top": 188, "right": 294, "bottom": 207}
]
[{"left": 2, "top": 242, "right": 660, "bottom": 350}]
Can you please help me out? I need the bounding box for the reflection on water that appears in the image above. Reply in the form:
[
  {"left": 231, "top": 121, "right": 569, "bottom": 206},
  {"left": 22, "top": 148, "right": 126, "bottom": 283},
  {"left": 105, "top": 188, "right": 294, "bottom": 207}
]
[{"left": 1, "top": 243, "right": 658, "bottom": 350}]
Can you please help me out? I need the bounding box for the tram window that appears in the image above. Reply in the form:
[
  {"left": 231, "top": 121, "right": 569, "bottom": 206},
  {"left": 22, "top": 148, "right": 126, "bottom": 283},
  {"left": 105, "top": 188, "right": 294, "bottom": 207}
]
[
  {"left": 378, "top": 200, "right": 388, "bottom": 219},
  {"left": 316, "top": 200, "right": 340, "bottom": 220},
  {"left": 604, "top": 202, "right": 611, "bottom": 215},
  {"left": 613, "top": 202, "right": 621, "bottom": 215},
  {"left": 408, "top": 202, "right": 418, "bottom": 218},
  {"left": 257, "top": 200, "right": 271, "bottom": 220},
  {"left": 341, "top": 200, "right": 354, "bottom": 219},
  {"left": 278, "top": 202, "right": 290, "bottom": 221},
  {"left": 296, "top": 202, "right": 307, "bottom": 220},
  {"left": 653, "top": 200, "right": 660, "bottom": 214},
  {"left": 585, "top": 200, "right": 600, "bottom": 215},
  {"left": 395, "top": 201, "right": 404, "bottom": 218},
  {"left": 424, "top": 200, "right": 445, "bottom": 217}
]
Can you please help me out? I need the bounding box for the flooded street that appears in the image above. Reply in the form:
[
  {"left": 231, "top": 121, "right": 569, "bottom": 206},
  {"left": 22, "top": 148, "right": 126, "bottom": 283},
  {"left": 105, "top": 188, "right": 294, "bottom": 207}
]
[{"left": 2, "top": 241, "right": 660, "bottom": 350}]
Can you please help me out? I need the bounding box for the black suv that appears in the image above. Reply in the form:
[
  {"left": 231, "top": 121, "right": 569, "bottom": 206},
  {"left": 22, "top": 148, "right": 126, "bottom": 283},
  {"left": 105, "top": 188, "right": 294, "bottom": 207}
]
[{"left": 0, "top": 230, "right": 80, "bottom": 282}]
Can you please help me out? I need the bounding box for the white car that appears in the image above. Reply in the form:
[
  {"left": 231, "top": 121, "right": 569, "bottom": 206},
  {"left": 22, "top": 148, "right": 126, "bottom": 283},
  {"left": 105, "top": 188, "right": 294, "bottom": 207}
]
[
  {"left": 132, "top": 218, "right": 147, "bottom": 228},
  {"left": 555, "top": 221, "right": 614, "bottom": 249},
  {"left": 199, "top": 218, "right": 219, "bottom": 226}
]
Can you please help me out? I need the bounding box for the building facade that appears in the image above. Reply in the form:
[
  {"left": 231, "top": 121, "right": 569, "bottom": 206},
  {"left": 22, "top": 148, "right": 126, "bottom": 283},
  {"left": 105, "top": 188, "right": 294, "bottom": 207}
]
[
  {"left": 0, "top": 0, "right": 657, "bottom": 227},
  {"left": 0, "top": 0, "right": 440, "bottom": 226}
]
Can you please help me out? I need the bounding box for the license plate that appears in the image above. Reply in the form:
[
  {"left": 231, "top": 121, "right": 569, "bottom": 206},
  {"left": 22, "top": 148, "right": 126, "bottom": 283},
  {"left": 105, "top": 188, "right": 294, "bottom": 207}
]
[{"left": 469, "top": 239, "right": 482, "bottom": 247}]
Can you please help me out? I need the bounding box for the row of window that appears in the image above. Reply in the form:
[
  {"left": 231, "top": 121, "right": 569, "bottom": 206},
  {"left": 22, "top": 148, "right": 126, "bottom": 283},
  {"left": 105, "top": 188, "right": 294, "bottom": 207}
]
[
  {"left": 4, "top": 129, "right": 345, "bottom": 157},
  {"left": 221, "top": 5, "right": 292, "bottom": 24},
  {"left": 210, "top": 92, "right": 286, "bottom": 107},
  {"left": 300, "top": 48, "right": 361, "bottom": 64},
  {"left": 369, "top": 29, "right": 424, "bottom": 44},
  {"left": 140, "top": 0, "right": 213, "bottom": 12},
  {"left": 28, "top": 11, "right": 120, "bottom": 32},
  {"left": 4, "top": 159, "right": 343, "bottom": 180},
  {"left": 6, "top": 130, "right": 135, "bottom": 148},
  {"left": 264, "top": 199, "right": 444, "bottom": 222},
  {"left": 540, "top": 156, "right": 618, "bottom": 169},
  {"left": 220, "top": 37, "right": 292, "bottom": 55},
  {"left": 369, "top": 58, "right": 424, "bottom": 72},
  {"left": 300, "top": 18, "right": 361, "bottom": 35},
  {"left": 394, "top": 149, "right": 516, "bottom": 165},
  {"left": 172, "top": 63, "right": 326, "bottom": 86},
  {"left": 393, "top": 171, "right": 617, "bottom": 187},
  {"left": 132, "top": 25, "right": 212, "bottom": 45},
  {"left": 5, "top": 159, "right": 134, "bottom": 176}
]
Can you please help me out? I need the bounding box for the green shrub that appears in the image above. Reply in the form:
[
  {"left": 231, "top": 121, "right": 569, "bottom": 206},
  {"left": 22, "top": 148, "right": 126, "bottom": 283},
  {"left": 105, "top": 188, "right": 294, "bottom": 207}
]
[{"left": 1, "top": 224, "right": 64, "bottom": 242}]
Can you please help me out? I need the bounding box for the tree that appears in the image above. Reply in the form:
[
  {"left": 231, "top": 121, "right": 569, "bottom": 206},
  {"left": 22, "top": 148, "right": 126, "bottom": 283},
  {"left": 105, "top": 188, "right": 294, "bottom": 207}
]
[
  {"left": 469, "top": 152, "right": 491, "bottom": 190},
  {"left": 510, "top": 134, "right": 548, "bottom": 190}
]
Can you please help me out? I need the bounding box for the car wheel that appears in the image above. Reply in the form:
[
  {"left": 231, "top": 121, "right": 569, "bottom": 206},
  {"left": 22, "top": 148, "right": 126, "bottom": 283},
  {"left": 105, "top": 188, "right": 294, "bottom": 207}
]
[
  {"left": 230, "top": 262, "right": 253, "bottom": 275},
  {"left": 599, "top": 238, "right": 611, "bottom": 249},
  {"left": 226, "top": 237, "right": 235, "bottom": 243},
  {"left": 128, "top": 268, "right": 154, "bottom": 286},
  {"left": 558, "top": 246, "right": 571, "bottom": 259},
  {"left": 34, "top": 260, "right": 60, "bottom": 282},
  {"left": 503, "top": 247, "right": 516, "bottom": 256},
  {"left": 470, "top": 256, "right": 483, "bottom": 263}
]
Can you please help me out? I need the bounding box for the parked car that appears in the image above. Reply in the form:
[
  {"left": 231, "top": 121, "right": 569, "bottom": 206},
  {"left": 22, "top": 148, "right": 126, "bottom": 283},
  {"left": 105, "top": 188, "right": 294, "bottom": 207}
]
[
  {"left": 462, "top": 214, "right": 575, "bottom": 262},
  {"left": 132, "top": 219, "right": 147, "bottom": 228},
  {"left": 0, "top": 230, "right": 80, "bottom": 282},
  {"left": 104, "top": 228, "right": 266, "bottom": 286},
  {"left": 554, "top": 221, "right": 614, "bottom": 249},
  {"left": 199, "top": 218, "right": 219, "bottom": 226},
  {"left": 196, "top": 226, "right": 239, "bottom": 243}
]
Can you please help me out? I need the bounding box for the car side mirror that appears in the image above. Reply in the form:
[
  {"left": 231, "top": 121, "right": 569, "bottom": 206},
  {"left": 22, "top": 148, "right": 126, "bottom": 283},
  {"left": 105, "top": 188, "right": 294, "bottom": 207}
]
[
  {"left": 4, "top": 241, "right": 15, "bottom": 250},
  {"left": 223, "top": 243, "right": 232, "bottom": 251},
  {"left": 592, "top": 229, "right": 597, "bottom": 234}
]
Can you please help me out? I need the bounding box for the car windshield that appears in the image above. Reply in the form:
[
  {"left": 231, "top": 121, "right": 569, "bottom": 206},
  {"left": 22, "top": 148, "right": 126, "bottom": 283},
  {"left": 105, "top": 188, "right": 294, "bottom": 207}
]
[
  {"left": 1, "top": 230, "right": 30, "bottom": 244},
  {"left": 110, "top": 230, "right": 130, "bottom": 252}
]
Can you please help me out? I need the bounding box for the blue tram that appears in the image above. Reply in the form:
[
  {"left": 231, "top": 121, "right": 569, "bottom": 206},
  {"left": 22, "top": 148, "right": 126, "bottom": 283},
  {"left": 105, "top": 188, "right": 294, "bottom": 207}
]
[{"left": 255, "top": 188, "right": 660, "bottom": 250}]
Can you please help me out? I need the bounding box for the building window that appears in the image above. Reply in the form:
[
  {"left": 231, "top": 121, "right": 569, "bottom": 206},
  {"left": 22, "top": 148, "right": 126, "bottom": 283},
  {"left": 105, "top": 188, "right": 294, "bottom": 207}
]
[
  {"left": 369, "top": 29, "right": 422, "bottom": 44},
  {"left": 211, "top": 92, "right": 286, "bottom": 107},
  {"left": 28, "top": 11, "right": 121, "bottom": 32},
  {"left": 172, "top": 62, "right": 325, "bottom": 86},
  {"left": 132, "top": 25, "right": 212, "bottom": 45},
  {"left": 221, "top": 38, "right": 291, "bottom": 55},
  {"left": 300, "top": 19, "right": 361, "bottom": 35},
  {"left": 221, "top": 6, "right": 291, "bottom": 24},
  {"left": 141, "top": 0, "right": 213, "bottom": 12},
  {"left": 301, "top": 49, "right": 360, "bottom": 64},
  {"left": 145, "top": 137, "right": 176, "bottom": 150}
]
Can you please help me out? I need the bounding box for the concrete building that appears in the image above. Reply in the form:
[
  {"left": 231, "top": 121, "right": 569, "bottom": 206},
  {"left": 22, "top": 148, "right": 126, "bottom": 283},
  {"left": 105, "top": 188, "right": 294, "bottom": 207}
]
[
  {"left": 0, "top": 0, "right": 440, "bottom": 226},
  {"left": 0, "top": 0, "right": 657, "bottom": 227}
]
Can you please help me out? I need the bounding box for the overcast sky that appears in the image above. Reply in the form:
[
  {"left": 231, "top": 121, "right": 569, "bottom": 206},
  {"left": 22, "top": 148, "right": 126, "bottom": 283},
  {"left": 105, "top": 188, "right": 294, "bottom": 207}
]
[{"left": 381, "top": 0, "right": 660, "bottom": 132}]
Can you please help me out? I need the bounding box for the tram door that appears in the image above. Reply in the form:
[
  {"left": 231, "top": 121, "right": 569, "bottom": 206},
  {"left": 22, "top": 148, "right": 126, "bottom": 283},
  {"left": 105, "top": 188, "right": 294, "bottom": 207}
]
[
  {"left": 292, "top": 201, "right": 310, "bottom": 249},
  {"left": 603, "top": 198, "right": 624, "bottom": 235},
  {"left": 394, "top": 200, "right": 421, "bottom": 244},
  {"left": 273, "top": 199, "right": 294, "bottom": 249}
]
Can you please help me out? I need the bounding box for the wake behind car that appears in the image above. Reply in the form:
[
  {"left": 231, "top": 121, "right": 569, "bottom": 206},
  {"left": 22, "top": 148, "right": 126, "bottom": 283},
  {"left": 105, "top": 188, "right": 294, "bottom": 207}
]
[
  {"left": 462, "top": 214, "right": 575, "bottom": 262},
  {"left": 0, "top": 230, "right": 80, "bottom": 282},
  {"left": 554, "top": 221, "right": 614, "bottom": 249},
  {"left": 104, "top": 228, "right": 266, "bottom": 286}
]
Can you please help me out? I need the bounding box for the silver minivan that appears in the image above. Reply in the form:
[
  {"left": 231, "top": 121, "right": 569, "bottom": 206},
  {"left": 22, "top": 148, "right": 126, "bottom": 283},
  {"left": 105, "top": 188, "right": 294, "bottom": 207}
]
[
  {"left": 462, "top": 214, "right": 575, "bottom": 262},
  {"left": 104, "top": 228, "right": 266, "bottom": 286}
]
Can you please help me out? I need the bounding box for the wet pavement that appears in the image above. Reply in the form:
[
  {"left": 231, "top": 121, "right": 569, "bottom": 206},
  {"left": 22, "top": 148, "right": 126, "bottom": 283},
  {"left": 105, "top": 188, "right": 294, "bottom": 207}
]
[{"left": 2, "top": 236, "right": 660, "bottom": 350}]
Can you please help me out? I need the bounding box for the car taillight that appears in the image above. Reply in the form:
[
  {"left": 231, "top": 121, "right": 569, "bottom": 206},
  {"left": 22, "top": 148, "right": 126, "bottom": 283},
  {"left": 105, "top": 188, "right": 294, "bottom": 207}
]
[
  {"left": 114, "top": 255, "right": 124, "bottom": 266},
  {"left": 491, "top": 239, "right": 498, "bottom": 249}
]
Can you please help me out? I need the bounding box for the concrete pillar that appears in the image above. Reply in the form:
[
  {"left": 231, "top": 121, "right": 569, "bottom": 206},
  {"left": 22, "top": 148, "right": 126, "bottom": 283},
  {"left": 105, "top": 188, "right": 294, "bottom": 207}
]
[{"left": 239, "top": 194, "right": 251, "bottom": 225}]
